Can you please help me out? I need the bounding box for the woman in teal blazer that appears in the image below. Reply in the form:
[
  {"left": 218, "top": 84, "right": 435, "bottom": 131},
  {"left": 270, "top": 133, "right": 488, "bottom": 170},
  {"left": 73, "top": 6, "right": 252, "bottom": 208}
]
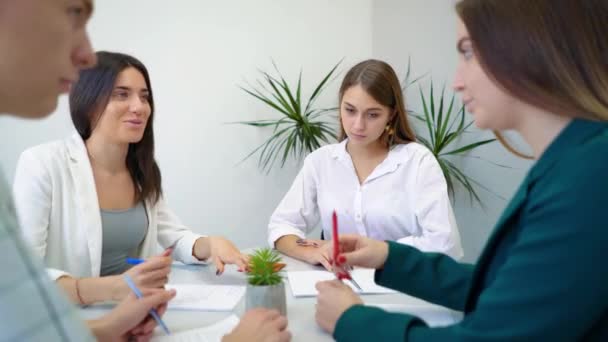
[{"left": 314, "top": 0, "right": 608, "bottom": 341}]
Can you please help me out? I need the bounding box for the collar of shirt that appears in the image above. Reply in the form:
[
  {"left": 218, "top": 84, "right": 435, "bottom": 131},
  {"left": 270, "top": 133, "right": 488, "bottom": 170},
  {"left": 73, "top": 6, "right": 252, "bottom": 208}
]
[{"left": 330, "top": 139, "right": 405, "bottom": 184}]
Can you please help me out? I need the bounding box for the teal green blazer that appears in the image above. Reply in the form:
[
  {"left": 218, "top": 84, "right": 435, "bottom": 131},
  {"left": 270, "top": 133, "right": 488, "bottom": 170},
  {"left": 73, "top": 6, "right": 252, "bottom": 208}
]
[{"left": 335, "top": 119, "right": 608, "bottom": 341}]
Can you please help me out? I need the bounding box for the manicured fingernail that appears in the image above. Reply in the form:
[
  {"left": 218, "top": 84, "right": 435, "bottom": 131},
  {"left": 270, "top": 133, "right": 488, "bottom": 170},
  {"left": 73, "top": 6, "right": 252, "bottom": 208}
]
[
  {"left": 338, "top": 256, "right": 346, "bottom": 264},
  {"left": 216, "top": 270, "right": 220, "bottom": 275}
]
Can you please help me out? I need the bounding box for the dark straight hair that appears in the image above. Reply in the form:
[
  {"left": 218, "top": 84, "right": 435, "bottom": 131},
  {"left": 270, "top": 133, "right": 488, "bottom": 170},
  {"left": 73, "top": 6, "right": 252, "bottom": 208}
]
[
  {"left": 70, "top": 51, "right": 162, "bottom": 204},
  {"left": 456, "top": 0, "right": 608, "bottom": 157}
]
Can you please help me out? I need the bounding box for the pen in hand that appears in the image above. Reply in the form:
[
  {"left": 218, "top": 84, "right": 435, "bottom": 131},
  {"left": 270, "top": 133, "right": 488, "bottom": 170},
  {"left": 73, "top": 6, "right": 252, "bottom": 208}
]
[
  {"left": 331, "top": 210, "right": 362, "bottom": 291},
  {"left": 123, "top": 274, "right": 171, "bottom": 335}
]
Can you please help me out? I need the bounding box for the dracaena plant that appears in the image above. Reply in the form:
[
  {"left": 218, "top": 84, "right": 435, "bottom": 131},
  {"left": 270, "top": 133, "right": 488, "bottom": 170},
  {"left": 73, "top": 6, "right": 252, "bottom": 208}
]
[
  {"left": 402, "top": 58, "right": 505, "bottom": 206},
  {"left": 416, "top": 83, "right": 498, "bottom": 206},
  {"left": 246, "top": 248, "right": 285, "bottom": 286},
  {"left": 234, "top": 60, "right": 341, "bottom": 173}
]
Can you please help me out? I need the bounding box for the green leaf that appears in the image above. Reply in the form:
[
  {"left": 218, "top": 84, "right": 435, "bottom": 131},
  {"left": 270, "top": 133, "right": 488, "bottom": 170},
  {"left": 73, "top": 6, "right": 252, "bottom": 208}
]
[
  {"left": 441, "top": 139, "right": 495, "bottom": 156},
  {"left": 271, "top": 61, "right": 301, "bottom": 118},
  {"left": 236, "top": 60, "right": 340, "bottom": 172},
  {"left": 437, "top": 158, "right": 455, "bottom": 201},
  {"left": 435, "top": 86, "right": 445, "bottom": 148},
  {"left": 239, "top": 86, "right": 290, "bottom": 117},
  {"left": 438, "top": 93, "right": 455, "bottom": 144},
  {"left": 419, "top": 86, "right": 436, "bottom": 148},
  {"left": 296, "top": 69, "right": 302, "bottom": 113},
  {"left": 459, "top": 155, "right": 515, "bottom": 169},
  {"left": 304, "top": 59, "right": 342, "bottom": 114},
  {"left": 247, "top": 248, "right": 284, "bottom": 286},
  {"left": 429, "top": 80, "right": 435, "bottom": 124},
  {"left": 410, "top": 77, "right": 505, "bottom": 207}
]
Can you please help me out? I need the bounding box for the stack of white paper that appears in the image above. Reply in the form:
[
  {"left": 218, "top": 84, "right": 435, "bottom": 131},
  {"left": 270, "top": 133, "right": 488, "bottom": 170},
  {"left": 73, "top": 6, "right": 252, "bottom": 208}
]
[
  {"left": 165, "top": 284, "right": 245, "bottom": 311},
  {"left": 287, "top": 269, "right": 396, "bottom": 297},
  {"left": 151, "top": 315, "right": 239, "bottom": 342}
]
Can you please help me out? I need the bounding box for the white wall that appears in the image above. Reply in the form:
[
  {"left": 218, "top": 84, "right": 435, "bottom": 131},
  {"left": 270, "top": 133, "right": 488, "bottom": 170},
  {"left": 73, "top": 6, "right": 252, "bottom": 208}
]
[
  {"left": 0, "top": 0, "right": 373, "bottom": 248},
  {"left": 0, "top": 0, "right": 533, "bottom": 260},
  {"left": 372, "top": 0, "right": 533, "bottom": 261}
]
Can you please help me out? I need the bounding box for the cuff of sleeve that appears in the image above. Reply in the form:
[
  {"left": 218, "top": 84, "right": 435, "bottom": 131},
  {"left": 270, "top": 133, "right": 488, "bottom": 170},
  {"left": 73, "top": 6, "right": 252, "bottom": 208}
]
[
  {"left": 48, "top": 268, "right": 70, "bottom": 281},
  {"left": 334, "top": 304, "right": 423, "bottom": 341},
  {"left": 267, "top": 225, "right": 306, "bottom": 248},
  {"left": 374, "top": 241, "right": 418, "bottom": 288},
  {"left": 172, "top": 233, "right": 210, "bottom": 265}
]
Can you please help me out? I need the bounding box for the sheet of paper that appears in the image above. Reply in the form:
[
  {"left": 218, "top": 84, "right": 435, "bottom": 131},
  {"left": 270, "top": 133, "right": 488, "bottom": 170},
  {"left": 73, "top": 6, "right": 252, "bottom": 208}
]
[
  {"left": 151, "top": 314, "right": 239, "bottom": 342},
  {"left": 287, "top": 269, "right": 395, "bottom": 297},
  {"left": 165, "top": 284, "right": 245, "bottom": 311},
  {"left": 368, "top": 303, "right": 463, "bottom": 327}
]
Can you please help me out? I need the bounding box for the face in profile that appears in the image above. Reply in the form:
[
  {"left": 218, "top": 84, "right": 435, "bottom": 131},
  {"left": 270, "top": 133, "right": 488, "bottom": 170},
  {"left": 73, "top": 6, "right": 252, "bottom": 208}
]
[
  {"left": 0, "top": 0, "right": 96, "bottom": 118},
  {"left": 91, "top": 67, "right": 152, "bottom": 145},
  {"left": 340, "top": 84, "right": 393, "bottom": 148},
  {"left": 452, "top": 18, "right": 521, "bottom": 131}
]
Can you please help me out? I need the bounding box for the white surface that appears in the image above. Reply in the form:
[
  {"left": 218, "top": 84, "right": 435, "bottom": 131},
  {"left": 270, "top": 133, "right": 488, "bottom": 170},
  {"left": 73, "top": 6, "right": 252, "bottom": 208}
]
[
  {"left": 151, "top": 315, "right": 239, "bottom": 342},
  {"left": 80, "top": 251, "right": 462, "bottom": 341},
  {"left": 166, "top": 284, "right": 245, "bottom": 311},
  {"left": 287, "top": 269, "right": 395, "bottom": 297}
]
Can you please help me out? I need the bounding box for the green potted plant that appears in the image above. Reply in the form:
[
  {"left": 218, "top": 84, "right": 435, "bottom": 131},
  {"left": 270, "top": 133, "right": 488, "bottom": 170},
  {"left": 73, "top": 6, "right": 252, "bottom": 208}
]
[
  {"left": 245, "top": 248, "right": 287, "bottom": 315},
  {"left": 234, "top": 60, "right": 341, "bottom": 173},
  {"left": 413, "top": 82, "right": 501, "bottom": 206},
  {"left": 401, "top": 59, "right": 506, "bottom": 207}
]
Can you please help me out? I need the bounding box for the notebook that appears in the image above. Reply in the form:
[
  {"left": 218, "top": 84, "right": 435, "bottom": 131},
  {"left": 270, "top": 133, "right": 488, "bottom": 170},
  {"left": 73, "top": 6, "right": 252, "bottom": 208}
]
[
  {"left": 287, "top": 269, "right": 396, "bottom": 297},
  {"left": 165, "top": 284, "right": 245, "bottom": 311}
]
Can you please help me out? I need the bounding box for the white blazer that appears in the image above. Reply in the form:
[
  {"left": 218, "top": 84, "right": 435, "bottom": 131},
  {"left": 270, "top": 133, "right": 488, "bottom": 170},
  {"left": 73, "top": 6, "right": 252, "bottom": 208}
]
[{"left": 13, "top": 133, "right": 206, "bottom": 281}]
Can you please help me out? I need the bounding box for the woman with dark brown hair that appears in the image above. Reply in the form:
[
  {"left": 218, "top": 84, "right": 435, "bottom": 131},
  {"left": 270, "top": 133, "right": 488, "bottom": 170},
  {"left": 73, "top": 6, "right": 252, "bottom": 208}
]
[
  {"left": 12, "top": 51, "right": 249, "bottom": 306},
  {"left": 315, "top": 1, "right": 608, "bottom": 340},
  {"left": 268, "top": 59, "right": 463, "bottom": 270}
]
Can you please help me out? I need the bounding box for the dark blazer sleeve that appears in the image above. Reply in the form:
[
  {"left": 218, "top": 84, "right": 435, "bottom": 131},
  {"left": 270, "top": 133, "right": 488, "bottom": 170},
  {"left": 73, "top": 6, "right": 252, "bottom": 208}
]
[
  {"left": 334, "top": 147, "right": 608, "bottom": 341},
  {"left": 375, "top": 242, "right": 474, "bottom": 311}
]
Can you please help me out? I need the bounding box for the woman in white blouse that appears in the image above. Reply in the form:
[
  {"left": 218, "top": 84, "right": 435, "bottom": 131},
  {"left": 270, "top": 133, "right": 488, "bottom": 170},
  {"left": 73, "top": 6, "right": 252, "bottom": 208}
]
[
  {"left": 13, "top": 51, "right": 249, "bottom": 305},
  {"left": 268, "top": 59, "right": 463, "bottom": 269}
]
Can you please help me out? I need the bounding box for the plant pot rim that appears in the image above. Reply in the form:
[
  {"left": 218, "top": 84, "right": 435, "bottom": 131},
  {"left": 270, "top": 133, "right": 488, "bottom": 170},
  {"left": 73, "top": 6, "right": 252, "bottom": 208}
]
[{"left": 247, "top": 282, "right": 285, "bottom": 287}]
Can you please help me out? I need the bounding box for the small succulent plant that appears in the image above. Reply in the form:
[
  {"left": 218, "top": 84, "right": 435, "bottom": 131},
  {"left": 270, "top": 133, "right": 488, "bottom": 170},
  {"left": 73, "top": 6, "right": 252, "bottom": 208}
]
[{"left": 246, "top": 248, "right": 286, "bottom": 286}]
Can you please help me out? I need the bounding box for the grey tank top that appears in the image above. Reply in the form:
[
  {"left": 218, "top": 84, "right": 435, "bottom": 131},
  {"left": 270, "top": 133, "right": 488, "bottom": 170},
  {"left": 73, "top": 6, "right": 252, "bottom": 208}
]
[{"left": 100, "top": 202, "right": 148, "bottom": 276}]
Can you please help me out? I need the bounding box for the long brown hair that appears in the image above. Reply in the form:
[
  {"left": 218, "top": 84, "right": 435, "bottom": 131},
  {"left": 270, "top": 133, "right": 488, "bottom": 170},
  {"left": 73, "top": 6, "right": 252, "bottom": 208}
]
[
  {"left": 456, "top": 0, "right": 608, "bottom": 157},
  {"left": 338, "top": 59, "right": 416, "bottom": 147},
  {"left": 70, "top": 51, "right": 162, "bottom": 204}
]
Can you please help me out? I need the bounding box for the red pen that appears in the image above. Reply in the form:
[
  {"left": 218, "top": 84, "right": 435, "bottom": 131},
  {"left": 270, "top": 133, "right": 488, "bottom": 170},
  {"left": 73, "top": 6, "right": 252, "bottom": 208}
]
[{"left": 332, "top": 210, "right": 362, "bottom": 290}]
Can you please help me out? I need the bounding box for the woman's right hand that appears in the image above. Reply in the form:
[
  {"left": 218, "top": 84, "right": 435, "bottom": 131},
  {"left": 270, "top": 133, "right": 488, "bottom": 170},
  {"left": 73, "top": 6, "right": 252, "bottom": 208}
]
[
  {"left": 113, "top": 248, "right": 173, "bottom": 300},
  {"left": 91, "top": 288, "right": 176, "bottom": 342},
  {"left": 222, "top": 308, "right": 291, "bottom": 342},
  {"left": 336, "top": 234, "right": 389, "bottom": 270}
]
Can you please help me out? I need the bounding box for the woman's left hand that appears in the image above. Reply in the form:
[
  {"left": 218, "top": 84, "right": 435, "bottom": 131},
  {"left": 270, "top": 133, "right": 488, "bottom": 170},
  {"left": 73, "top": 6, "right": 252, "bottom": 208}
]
[
  {"left": 195, "top": 236, "right": 249, "bottom": 275},
  {"left": 315, "top": 280, "right": 363, "bottom": 335}
]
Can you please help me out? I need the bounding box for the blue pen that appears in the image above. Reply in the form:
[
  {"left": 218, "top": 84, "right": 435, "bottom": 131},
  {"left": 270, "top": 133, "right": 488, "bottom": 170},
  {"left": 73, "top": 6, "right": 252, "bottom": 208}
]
[
  {"left": 126, "top": 257, "right": 145, "bottom": 265},
  {"left": 123, "top": 274, "right": 171, "bottom": 335}
]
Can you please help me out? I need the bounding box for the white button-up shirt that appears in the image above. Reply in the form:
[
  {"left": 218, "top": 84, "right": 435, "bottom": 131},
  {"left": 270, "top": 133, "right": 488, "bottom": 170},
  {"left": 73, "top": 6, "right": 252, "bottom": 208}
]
[{"left": 268, "top": 140, "right": 463, "bottom": 259}]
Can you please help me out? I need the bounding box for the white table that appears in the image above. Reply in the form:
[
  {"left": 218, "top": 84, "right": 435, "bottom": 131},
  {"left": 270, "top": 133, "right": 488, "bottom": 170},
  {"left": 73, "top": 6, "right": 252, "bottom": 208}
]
[{"left": 81, "top": 252, "right": 462, "bottom": 341}]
